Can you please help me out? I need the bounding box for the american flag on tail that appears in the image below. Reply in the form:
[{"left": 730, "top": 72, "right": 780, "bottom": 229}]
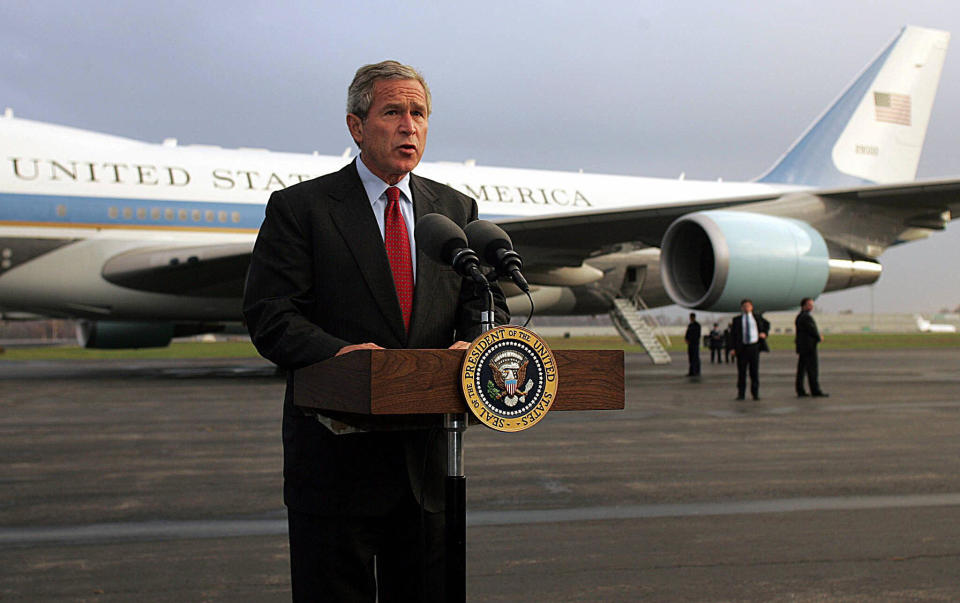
[{"left": 874, "top": 92, "right": 911, "bottom": 126}]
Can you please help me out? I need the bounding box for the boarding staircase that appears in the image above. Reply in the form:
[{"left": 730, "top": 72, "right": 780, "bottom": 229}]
[{"left": 610, "top": 297, "right": 672, "bottom": 365}]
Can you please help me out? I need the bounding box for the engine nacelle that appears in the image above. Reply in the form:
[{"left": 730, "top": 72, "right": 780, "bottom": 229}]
[
  {"left": 76, "top": 320, "right": 174, "bottom": 349},
  {"left": 660, "top": 210, "right": 831, "bottom": 311}
]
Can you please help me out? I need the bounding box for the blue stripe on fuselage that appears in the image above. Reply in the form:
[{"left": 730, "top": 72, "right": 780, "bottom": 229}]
[
  {"left": 0, "top": 192, "right": 265, "bottom": 230},
  {"left": 0, "top": 192, "right": 516, "bottom": 232}
]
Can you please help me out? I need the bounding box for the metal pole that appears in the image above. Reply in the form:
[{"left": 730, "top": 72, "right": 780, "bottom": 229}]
[
  {"left": 444, "top": 413, "right": 467, "bottom": 601},
  {"left": 481, "top": 309, "right": 495, "bottom": 333},
  {"left": 444, "top": 288, "right": 495, "bottom": 602}
]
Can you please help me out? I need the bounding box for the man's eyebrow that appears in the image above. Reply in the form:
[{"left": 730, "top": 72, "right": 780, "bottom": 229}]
[{"left": 381, "top": 100, "right": 427, "bottom": 112}]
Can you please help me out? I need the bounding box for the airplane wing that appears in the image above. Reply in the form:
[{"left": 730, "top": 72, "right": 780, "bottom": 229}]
[
  {"left": 97, "top": 178, "right": 960, "bottom": 299},
  {"left": 494, "top": 194, "right": 778, "bottom": 266},
  {"left": 824, "top": 178, "right": 960, "bottom": 209},
  {"left": 497, "top": 178, "right": 960, "bottom": 268}
]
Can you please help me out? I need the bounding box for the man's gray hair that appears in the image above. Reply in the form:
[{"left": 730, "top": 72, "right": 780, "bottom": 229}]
[{"left": 347, "top": 60, "right": 432, "bottom": 119}]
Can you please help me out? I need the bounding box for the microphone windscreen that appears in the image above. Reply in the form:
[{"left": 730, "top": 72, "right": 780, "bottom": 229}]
[
  {"left": 464, "top": 220, "right": 513, "bottom": 265},
  {"left": 415, "top": 213, "right": 468, "bottom": 264}
]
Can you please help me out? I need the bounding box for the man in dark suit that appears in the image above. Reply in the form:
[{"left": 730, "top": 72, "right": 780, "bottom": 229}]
[
  {"left": 243, "top": 60, "right": 508, "bottom": 602},
  {"left": 795, "top": 297, "right": 828, "bottom": 397},
  {"left": 708, "top": 322, "right": 724, "bottom": 364},
  {"left": 729, "top": 298, "right": 769, "bottom": 400},
  {"left": 684, "top": 312, "right": 701, "bottom": 376}
]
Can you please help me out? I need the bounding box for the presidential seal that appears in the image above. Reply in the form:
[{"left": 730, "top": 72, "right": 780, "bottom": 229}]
[{"left": 460, "top": 325, "right": 558, "bottom": 432}]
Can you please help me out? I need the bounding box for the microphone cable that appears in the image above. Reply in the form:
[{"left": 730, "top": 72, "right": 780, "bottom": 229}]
[
  {"left": 487, "top": 284, "right": 496, "bottom": 330},
  {"left": 522, "top": 288, "right": 534, "bottom": 328}
]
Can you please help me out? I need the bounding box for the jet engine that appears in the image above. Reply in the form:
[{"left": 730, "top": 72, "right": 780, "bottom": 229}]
[
  {"left": 660, "top": 210, "right": 879, "bottom": 311},
  {"left": 77, "top": 320, "right": 175, "bottom": 349},
  {"left": 76, "top": 321, "right": 227, "bottom": 349}
]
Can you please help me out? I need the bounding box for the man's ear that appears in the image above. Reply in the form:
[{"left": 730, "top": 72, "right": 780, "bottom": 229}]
[{"left": 346, "top": 113, "right": 363, "bottom": 145}]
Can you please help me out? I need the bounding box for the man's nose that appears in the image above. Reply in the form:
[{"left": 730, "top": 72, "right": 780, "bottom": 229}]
[{"left": 398, "top": 112, "right": 416, "bottom": 133}]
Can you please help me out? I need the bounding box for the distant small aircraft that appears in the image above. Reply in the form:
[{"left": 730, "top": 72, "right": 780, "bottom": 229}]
[
  {"left": 0, "top": 25, "right": 957, "bottom": 349},
  {"left": 915, "top": 315, "right": 957, "bottom": 333}
]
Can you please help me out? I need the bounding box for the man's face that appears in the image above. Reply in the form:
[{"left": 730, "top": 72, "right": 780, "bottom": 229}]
[
  {"left": 803, "top": 299, "right": 815, "bottom": 312},
  {"left": 742, "top": 301, "right": 754, "bottom": 314},
  {"left": 347, "top": 78, "right": 429, "bottom": 185}
]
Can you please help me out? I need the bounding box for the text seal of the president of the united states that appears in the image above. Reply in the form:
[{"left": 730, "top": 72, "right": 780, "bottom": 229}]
[{"left": 460, "top": 325, "right": 558, "bottom": 432}]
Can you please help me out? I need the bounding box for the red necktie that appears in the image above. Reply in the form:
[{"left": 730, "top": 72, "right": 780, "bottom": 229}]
[{"left": 384, "top": 186, "right": 414, "bottom": 330}]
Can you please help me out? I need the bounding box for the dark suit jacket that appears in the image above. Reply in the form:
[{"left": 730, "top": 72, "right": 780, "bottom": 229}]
[
  {"left": 795, "top": 310, "right": 821, "bottom": 354},
  {"left": 243, "top": 160, "right": 508, "bottom": 516},
  {"left": 685, "top": 321, "right": 701, "bottom": 347},
  {"left": 730, "top": 312, "right": 770, "bottom": 353}
]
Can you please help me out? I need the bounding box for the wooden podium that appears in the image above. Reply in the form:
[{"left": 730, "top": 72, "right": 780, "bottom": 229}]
[{"left": 293, "top": 347, "right": 624, "bottom": 601}]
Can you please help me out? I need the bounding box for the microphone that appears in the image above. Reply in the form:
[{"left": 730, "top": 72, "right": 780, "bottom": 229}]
[
  {"left": 464, "top": 220, "right": 530, "bottom": 293},
  {"left": 414, "top": 213, "right": 488, "bottom": 285}
]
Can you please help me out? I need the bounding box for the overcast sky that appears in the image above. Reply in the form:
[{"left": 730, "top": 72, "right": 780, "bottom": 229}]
[{"left": 2, "top": 1, "right": 959, "bottom": 314}]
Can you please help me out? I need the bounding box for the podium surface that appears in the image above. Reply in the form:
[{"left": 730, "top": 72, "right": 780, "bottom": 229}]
[{"left": 293, "top": 348, "right": 624, "bottom": 415}]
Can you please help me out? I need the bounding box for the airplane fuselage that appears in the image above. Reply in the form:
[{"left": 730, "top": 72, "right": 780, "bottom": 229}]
[{"left": 0, "top": 115, "right": 793, "bottom": 321}]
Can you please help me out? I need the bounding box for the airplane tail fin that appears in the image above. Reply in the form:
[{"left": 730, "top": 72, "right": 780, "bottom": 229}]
[{"left": 758, "top": 25, "right": 949, "bottom": 187}]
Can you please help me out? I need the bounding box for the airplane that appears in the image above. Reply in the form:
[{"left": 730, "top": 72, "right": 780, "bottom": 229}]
[
  {"left": 1, "top": 25, "right": 958, "bottom": 350},
  {"left": 915, "top": 315, "right": 957, "bottom": 333}
]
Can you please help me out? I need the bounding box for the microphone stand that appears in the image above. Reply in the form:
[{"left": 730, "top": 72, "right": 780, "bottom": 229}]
[{"left": 444, "top": 276, "right": 493, "bottom": 602}]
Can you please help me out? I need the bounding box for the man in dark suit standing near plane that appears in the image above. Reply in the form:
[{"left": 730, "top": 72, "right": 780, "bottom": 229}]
[
  {"left": 795, "top": 297, "right": 828, "bottom": 397},
  {"left": 685, "top": 312, "right": 701, "bottom": 376},
  {"left": 730, "top": 298, "right": 769, "bottom": 400},
  {"left": 243, "top": 60, "right": 507, "bottom": 602}
]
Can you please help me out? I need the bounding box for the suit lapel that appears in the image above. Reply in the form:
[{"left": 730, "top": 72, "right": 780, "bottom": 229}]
[
  {"left": 327, "top": 161, "right": 406, "bottom": 344},
  {"left": 408, "top": 174, "right": 447, "bottom": 345}
]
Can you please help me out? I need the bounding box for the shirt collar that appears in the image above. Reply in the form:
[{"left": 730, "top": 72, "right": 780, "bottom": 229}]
[{"left": 355, "top": 155, "right": 413, "bottom": 206}]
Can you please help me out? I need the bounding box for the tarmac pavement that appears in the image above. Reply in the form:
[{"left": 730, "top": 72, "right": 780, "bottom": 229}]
[{"left": 2, "top": 347, "right": 960, "bottom": 601}]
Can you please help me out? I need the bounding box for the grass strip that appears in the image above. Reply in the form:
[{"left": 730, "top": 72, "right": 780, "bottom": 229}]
[{"left": 0, "top": 341, "right": 261, "bottom": 361}]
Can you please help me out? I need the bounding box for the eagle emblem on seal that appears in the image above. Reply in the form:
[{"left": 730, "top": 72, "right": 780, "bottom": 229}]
[{"left": 487, "top": 350, "right": 534, "bottom": 407}]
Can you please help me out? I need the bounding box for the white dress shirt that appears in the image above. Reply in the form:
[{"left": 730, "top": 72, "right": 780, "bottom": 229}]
[
  {"left": 355, "top": 155, "right": 417, "bottom": 281},
  {"left": 741, "top": 313, "right": 759, "bottom": 344}
]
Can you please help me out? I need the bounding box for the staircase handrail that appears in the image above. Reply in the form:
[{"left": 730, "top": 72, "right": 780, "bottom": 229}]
[{"left": 635, "top": 295, "right": 671, "bottom": 347}]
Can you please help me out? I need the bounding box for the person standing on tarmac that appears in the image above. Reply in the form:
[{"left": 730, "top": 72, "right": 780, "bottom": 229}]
[
  {"left": 730, "top": 299, "right": 769, "bottom": 400},
  {"left": 795, "top": 297, "right": 829, "bottom": 398},
  {"left": 708, "top": 322, "right": 724, "bottom": 364},
  {"left": 685, "top": 312, "right": 701, "bottom": 376}
]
